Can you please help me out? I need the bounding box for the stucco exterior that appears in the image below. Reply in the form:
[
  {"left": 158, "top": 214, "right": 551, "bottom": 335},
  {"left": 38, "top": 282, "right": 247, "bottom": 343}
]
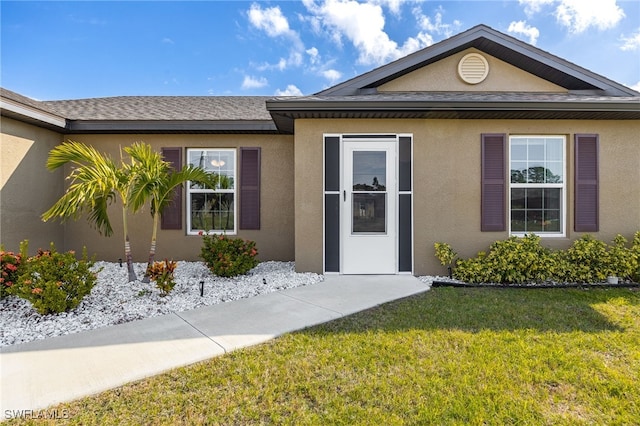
[
  {"left": 58, "top": 134, "right": 295, "bottom": 263},
  {"left": 293, "top": 118, "right": 640, "bottom": 275},
  {"left": 379, "top": 48, "right": 567, "bottom": 93},
  {"left": 0, "top": 116, "right": 65, "bottom": 252}
]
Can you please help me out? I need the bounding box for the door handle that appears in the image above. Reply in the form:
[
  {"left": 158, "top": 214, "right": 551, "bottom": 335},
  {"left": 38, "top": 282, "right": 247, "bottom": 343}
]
[{"left": 343, "top": 190, "right": 346, "bottom": 202}]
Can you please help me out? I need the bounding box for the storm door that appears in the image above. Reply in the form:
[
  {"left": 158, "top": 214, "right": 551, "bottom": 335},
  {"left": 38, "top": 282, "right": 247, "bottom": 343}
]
[{"left": 341, "top": 140, "right": 397, "bottom": 274}]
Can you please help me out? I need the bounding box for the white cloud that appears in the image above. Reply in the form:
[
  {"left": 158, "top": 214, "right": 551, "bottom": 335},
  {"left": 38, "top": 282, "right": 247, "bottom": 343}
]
[
  {"left": 303, "top": 0, "right": 432, "bottom": 66},
  {"left": 162, "top": 37, "right": 175, "bottom": 45},
  {"left": 322, "top": 69, "right": 342, "bottom": 83},
  {"left": 413, "top": 5, "right": 462, "bottom": 38},
  {"left": 248, "top": 3, "right": 294, "bottom": 38},
  {"left": 371, "top": 0, "right": 402, "bottom": 15},
  {"left": 555, "top": 0, "right": 625, "bottom": 33},
  {"left": 303, "top": 0, "right": 395, "bottom": 65},
  {"left": 629, "top": 81, "right": 640, "bottom": 92},
  {"left": 518, "top": 0, "right": 625, "bottom": 34},
  {"left": 275, "top": 84, "right": 304, "bottom": 96},
  {"left": 242, "top": 75, "right": 268, "bottom": 89},
  {"left": 508, "top": 21, "right": 540, "bottom": 45},
  {"left": 400, "top": 31, "right": 434, "bottom": 56},
  {"left": 306, "top": 47, "right": 320, "bottom": 64},
  {"left": 247, "top": 3, "right": 305, "bottom": 70},
  {"left": 620, "top": 28, "right": 640, "bottom": 51},
  {"left": 518, "top": 0, "right": 554, "bottom": 17}
]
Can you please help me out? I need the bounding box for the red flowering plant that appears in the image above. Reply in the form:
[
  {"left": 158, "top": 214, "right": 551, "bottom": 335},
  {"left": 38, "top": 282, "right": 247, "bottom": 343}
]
[
  {"left": 199, "top": 231, "right": 258, "bottom": 277},
  {"left": 147, "top": 259, "right": 178, "bottom": 296},
  {"left": 11, "top": 241, "right": 97, "bottom": 315},
  {"left": 0, "top": 249, "right": 22, "bottom": 299}
]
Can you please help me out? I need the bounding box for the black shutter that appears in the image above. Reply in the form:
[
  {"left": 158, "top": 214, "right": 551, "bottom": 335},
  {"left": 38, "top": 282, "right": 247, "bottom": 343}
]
[
  {"left": 161, "top": 147, "right": 183, "bottom": 230},
  {"left": 575, "top": 134, "right": 599, "bottom": 232},
  {"left": 239, "top": 147, "right": 261, "bottom": 230},
  {"left": 324, "top": 136, "right": 340, "bottom": 272},
  {"left": 481, "top": 134, "right": 506, "bottom": 231}
]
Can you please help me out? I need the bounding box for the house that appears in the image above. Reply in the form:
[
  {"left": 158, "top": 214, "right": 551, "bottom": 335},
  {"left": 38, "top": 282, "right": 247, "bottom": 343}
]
[{"left": 1, "top": 25, "right": 639, "bottom": 276}]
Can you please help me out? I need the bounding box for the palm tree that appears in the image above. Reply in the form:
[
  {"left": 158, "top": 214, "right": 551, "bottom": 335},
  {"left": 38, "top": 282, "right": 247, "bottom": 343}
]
[
  {"left": 125, "top": 143, "right": 218, "bottom": 280},
  {"left": 42, "top": 140, "right": 139, "bottom": 281}
]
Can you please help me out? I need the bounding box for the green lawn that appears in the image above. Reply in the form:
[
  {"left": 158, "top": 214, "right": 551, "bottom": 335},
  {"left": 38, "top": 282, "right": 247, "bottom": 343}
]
[{"left": 10, "top": 287, "right": 640, "bottom": 425}]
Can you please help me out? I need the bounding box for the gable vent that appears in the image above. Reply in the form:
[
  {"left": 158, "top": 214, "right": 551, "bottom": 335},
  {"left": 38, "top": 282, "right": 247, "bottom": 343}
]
[{"left": 458, "top": 53, "right": 489, "bottom": 84}]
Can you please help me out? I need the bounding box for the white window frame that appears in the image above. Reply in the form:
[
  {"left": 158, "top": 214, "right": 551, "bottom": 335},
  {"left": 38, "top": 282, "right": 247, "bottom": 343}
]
[
  {"left": 508, "top": 135, "right": 566, "bottom": 238},
  {"left": 186, "top": 148, "right": 237, "bottom": 235}
]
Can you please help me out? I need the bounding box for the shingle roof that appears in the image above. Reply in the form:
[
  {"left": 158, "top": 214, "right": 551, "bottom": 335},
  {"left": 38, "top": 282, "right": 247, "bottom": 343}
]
[
  {"left": 1, "top": 90, "right": 277, "bottom": 133},
  {"left": 0, "top": 88, "right": 67, "bottom": 129},
  {"left": 0, "top": 88, "right": 61, "bottom": 115},
  {"left": 42, "top": 96, "right": 272, "bottom": 121}
]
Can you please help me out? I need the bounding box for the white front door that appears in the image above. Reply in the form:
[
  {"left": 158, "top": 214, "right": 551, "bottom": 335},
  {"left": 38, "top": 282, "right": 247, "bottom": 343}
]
[{"left": 342, "top": 140, "right": 397, "bottom": 274}]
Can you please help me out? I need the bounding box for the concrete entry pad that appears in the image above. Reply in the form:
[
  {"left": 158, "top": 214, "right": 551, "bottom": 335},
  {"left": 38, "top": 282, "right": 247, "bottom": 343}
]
[
  {"left": 178, "top": 290, "right": 343, "bottom": 352},
  {"left": 283, "top": 274, "right": 427, "bottom": 316}
]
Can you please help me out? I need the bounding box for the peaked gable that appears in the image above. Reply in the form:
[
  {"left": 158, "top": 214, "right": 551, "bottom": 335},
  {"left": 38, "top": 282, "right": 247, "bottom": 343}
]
[
  {"left": 267, "top": 24, "right": 639, "bottom": 133},
  {"left": 318, "top": 24, "right": 638, "bottom": 97},
  {"left": 378, "top": 48, "right": 567, "bottom": 93}
]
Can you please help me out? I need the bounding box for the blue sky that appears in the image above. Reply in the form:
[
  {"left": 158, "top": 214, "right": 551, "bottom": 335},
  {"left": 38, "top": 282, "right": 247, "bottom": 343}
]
[{"left": 2, "top": 0, "right": 639, "bottom": 100}]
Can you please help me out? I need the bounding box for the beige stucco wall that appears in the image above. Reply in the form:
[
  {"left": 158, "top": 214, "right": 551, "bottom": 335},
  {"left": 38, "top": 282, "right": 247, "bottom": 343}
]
[
  {"left": 58, "top": 134, "right": 295, "bottom": 263},
  {"left": 379, "top": 48, "right": 567, "bottom": 93},
  {"left": 0, "top": 117, "right": 65, "bottom": 253},
  {"left": 294, "top": 118, "right": 640, "bottom": 276}
]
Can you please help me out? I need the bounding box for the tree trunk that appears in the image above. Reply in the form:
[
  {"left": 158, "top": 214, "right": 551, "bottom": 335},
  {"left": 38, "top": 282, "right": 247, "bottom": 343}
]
[
  {"left": 123, "top": 208, "right": 137, "bottom": 282},
  {"left": 143, "top": 212, "right": 159, "bottom": 283}
]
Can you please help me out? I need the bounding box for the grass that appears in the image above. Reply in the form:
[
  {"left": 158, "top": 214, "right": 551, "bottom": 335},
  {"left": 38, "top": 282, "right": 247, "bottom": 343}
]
[{"left": 8, "top": 287, "right": 640, "bottom": 425}]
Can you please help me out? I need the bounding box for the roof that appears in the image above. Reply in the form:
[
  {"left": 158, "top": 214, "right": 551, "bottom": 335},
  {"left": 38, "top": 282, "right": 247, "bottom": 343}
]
[
  {"left": 267, "top": 91, "right": 640, "bottom": 133},
  {"left": 42, "top": 96, "right": 272, "bottom": 121},
  {"left": 317, "top": 24, "right": 639, "bottom": 97},
  {"left": 0, "top": 88, "right": 67, "bottom": 130},
  {"left": 1, "top": 90, "right": 277, "bottom": 134},
  {"left": 267, "top": 25, "right": 640, "bottom": 132}
]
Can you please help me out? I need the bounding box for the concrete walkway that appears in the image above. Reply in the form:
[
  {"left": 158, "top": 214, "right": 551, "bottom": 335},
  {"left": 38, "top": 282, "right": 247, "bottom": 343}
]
[{"left": 1, "top": 274, "right": 429, "bottom": 416}]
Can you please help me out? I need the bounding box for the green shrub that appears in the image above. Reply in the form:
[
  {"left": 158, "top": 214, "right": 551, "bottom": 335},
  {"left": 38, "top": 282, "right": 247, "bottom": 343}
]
[
  {"left": 434, "top": 242, "right": 457, "bottom": 267},
  {"left": 631, "top": 231, "right": 640, "bottom": 282},
  {"left": 437, "top": 232, "right": 640, "bottom": 285},
  {"left": 452, "top": 235, "right": 555, "bottom": 284},
  {"left": 0, "top": 250, "right": 22, "bottom": 299},
  {"left": 558, "top": 235, "right": 610, "bottom": 283},
  {"left": 11, "top": 242, "right": 97, "bottom": 315},
  {"left": 199, "top": 232, "right": 259, "bottom": 277},
  {"left": 607, "top": 234, "right": 638, "bottom": 281},
  {"left": 454, "top": 252, "right": 492, "bottom": 284},
  {"left": 147, "top": 259, "right": 178, "bottom": 296}
]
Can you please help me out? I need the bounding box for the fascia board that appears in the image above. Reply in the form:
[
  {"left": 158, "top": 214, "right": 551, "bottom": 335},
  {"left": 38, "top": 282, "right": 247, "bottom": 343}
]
[
  {"left": 0, "top": 98, "right": 67, "bottom": 129},
  {"left": 266, "top": 99, "right": 640, "bottom": 114},
  {"left": 66, "top": 120, "right": 278, "bottom": 133}
]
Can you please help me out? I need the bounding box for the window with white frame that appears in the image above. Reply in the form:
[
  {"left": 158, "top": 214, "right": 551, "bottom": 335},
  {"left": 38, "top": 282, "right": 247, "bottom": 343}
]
[
  {"left": 186, "top": 149, "right": 236, "bottom": 234},
  {"left": 509, "top": 136, "right": 565, "bottom": 236}
]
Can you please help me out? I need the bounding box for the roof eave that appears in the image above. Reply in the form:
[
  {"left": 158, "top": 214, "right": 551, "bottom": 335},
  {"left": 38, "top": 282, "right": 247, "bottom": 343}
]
[
  {"left": 267, "top": 99, "right": 640, "bottom": 132},
  {"left": 0, "top": 98, "right": 68, "bottom": 130},
  {"left": 267, "top": 99, "right": 640, "bottom": 113},
  {"left": 65, "top": 119, "right": 279, "bottom": 134}
]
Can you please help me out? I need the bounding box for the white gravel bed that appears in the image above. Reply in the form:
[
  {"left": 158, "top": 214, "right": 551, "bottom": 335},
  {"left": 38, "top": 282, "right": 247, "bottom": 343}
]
[{"left": 0, "top": 261, "right": 323, "bottom": 348}]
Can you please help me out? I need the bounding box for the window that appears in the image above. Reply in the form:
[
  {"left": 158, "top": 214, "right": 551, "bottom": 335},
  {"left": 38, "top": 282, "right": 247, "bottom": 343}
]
[
  {"left": 509, "top": 136, "right": 565, "bottom": 236},
  {"left": 186, "top": 149, "right": 236, "bottom": 234}
]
